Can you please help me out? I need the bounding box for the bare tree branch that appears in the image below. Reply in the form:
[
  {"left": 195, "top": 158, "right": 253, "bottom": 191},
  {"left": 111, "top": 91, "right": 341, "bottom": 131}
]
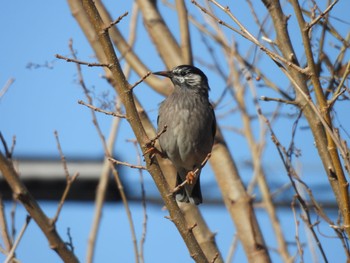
[
  {"left": 80, "top": 1, "right": 210, "bottom": 261},
  {"left": 0, "top": 153, "right": 79, "bottom": 262},
  {"left": 4, "top": 215, "right": 31, "bottom": 263}
]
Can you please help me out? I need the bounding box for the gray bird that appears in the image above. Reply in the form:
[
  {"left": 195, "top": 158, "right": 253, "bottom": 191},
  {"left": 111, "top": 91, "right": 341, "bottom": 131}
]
[{"left": 154, "top": 65, "right": 216, "bottom": 205}]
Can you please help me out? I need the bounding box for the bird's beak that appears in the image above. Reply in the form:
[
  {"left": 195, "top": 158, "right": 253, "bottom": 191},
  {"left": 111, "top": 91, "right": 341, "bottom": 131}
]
[{"left": 152, "top": 70, "right": 172, "bottom": 78}]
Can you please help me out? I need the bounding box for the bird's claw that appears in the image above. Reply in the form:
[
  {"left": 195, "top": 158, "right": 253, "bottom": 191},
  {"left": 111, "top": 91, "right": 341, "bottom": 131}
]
[
  {"left": 143, "top": 126, "right": 168, "bottom": 162},
  {"left": 186, "top": 171, "right": 196, "bottom": 185}
]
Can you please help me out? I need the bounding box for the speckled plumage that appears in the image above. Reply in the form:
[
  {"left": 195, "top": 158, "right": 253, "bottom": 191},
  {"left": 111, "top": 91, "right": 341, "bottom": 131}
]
[{"left": 154, "top": 65, "right": 216, "bottom": 205}]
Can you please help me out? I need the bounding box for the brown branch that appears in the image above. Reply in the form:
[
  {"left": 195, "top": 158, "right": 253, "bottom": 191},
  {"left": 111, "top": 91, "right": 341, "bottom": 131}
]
[
  {"left": 291, "top": 196, "right": 304, "bottom": 260},
  {"left": 92, "top": 0, "right": 167, "bottom": 95},
  {"left": 86, "top": 116, "right": 122, "bottom": 263},
  {"left": 334, "top": 60, "right": 350, "bottom": 96},
  {"left": 0, "top": 132, "right": 11, "bottom": 158},
  {"left": 144, "top": 125, "right": 167, "bottom": 154},
  {"left": 55, "top": 54, "right": 111, "bottom": 67},
  {"left": 65, "top": 38, "right": 139, "bottom": 263},
  {"left": 54, "top": 131, "right": 70, "bottom": 180},
  {"left": 260, "top": 96, "right": 297, "bottom": 105},
  {"left": 329, "top": 59, "right": 350, "bottom": 106},
  {"left": 175, "top": 0, "right": 193, "bottom": 64},
  {"left": 129, "top": 71, "right": 152, "bottom": 90},
  {"left": 67, "top": 1, "right": 223, "bottom": 261},
  {"left": 224, "top": 41, "right": 292, "bottom": 261},
  {"left": 0, "top": 153, "right": 79, "bottom": 262},
  {"left": 136, "top": 0, "right": 182, "bottom": 68},
  {"left": 51, "top": 131, "right": 80, "bottom": 225},
  {"left": 192, "top": 15, "right": 274, "bottom": 260},
  {"left": 102, "top": 11, "right": 129, "bottom": 32},
  {"left": 306, "top": 0, "right": 338, "bottom": 31},
  {"left": 143, "top": 125, "right": 168, "bottom": 161},
  {"left": 188, "top": 5, "right": 293, "bottom": 102},
  {"left": 291, "top": 0, "right": 350, "bottom": 237},
  {"left": 328, "top": 89, "right": 346, "bottom": 109},
  {"left": 247, "top": 85, "right": 292, "bottom": 262},
  {"left": 108, "top": 157, "right": 147, "bottom": 170},
  {"left": 128, "top": 139, "right": 148, "bottom": 263},
  {"left": 171, "top": 153, "right": 212, "bottom": 195},
  {"left": 260, "top": 0, "right": 350, "bottom": 244},
  {"left": 9, "top": 202, "right": 16, "bottom": 247},
  {"left": 51, "top": 172, "right": 79, "bottom": 225},
  {"left": 191, "top": 0, "right": 309, "bottom": 75},
  {"left": 4, "top": 215, "right": 31, "bottom": 263},
  {"left": 78, "top": 100, "right": 126, "bottom": 118},
  {"left": 210, "top": 129, "right": 272, "bottom": 262},
  {"left": 264, "top": 116, "right": 331, "bottom": 261},
  {"left": 0, "top": 195, "right": 12, "bottom": 253},
  {"left": 81, "top": 1, "right": 209, "bottom": 261}
]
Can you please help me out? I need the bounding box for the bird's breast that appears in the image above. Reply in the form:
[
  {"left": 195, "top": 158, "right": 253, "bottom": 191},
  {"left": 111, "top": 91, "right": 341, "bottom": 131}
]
[{"left": 158, "top": 93, "right": 214, "bottom": 170}]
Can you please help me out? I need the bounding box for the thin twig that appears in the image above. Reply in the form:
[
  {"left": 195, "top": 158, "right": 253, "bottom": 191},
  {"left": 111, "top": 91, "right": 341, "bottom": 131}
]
[
  {"left": 271, "top": 47, "right": 350, "bottom": 171},
  {"left": 260, "top": 96, "right": 297, "bottom": 105},
  {"left": 191, "top": 0, "right": 310, "bottom": 75},
  {"left": 0, "top": 134, "right": 15, "bottom": 160},
  {"left": 80, "top": 1, "right": 214, "bottom": 261},
  {"left": 54, "top": 131, "right": 70, "bottom": 180},
  {"left": 65, "top": 227, "right": 75, "bottom": 253},
  {"left": 78, "top": 100, "right": 126, "bottom": 118},
  {"left": 143, "top": 125, "right": 167, "bottom": 154},
  {"left": 291, "top": 196, "right": 304, "bottom": 261},
  {"left": 0, "top": 132, "right": 11, "bottom": 158},
  {"left": 171, "top": 153, "right": 211, "bottom": 194},
  {"left": 123, "top": 5, "right": 146, "bottom": 260},
  {"left": 109, "top": 158, "right": 147, "bottom": 170},
  {"left": 0, "top": 195, "right": 12, "bottom": 252},
  {"left": 51, "top": 131, "right": 80, "bottom": 224},
  {"left": 56, "top": 54, "right": 111, "bottom": 68},
  {"left": 129, "top": 71, "right": 152, "bottom": 90},
  {"left": 192, "top": 153, "right": 212, "bottom": 177},
  {"left": 52, "top": 172, "right": 79, "bottom": 225},
  {"left": 5, "top": 215, "right": 31, "bottom": 263},
  {"left": 176, "top": 0, "right": 193, "bottom": 64},
  {"left": 225, "top": 234, "right": 239, "bottom": 263},
  {"left": 66, "top": 37, "right": 140, "bottom": 263},
  {"left": 306, "top": 0, "right": 338, "bottom": 31},
  {"left": 86, "top": 116, "right": 121, "bottom": 263},
  {"left": 0, "top": 78, "right": 15, "bottom": 99},
  {"left": 128, "top": 139, "right": 148, "bottom": 263},
  {"left": 10, "top": 202, "right": 16, "bottom": 246},
  {"left": 329, "top": 60, "right": 350, "bottom": 108},
  {"left": 102, "top": 11, "right": 129, "bottom": 32},
  {"left": 327, "top": 89, "right": 346, "bottom": 109},
  {"left": 264, "top": 116, "right": 329, "bottom": 262},
  {"left": 243, "top": 54, "right": 292, "bottom": 262}
]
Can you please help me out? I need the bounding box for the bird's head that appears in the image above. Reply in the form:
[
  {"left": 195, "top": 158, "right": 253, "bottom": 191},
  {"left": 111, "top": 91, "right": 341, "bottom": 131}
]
[{"left": 153, "top": 65, "right": 210, "bottom": 94}]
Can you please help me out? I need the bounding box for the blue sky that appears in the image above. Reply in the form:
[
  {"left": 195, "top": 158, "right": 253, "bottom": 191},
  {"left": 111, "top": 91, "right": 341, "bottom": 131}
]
[{"left": 1, "top": 1, "right": 350, "bottom": 262}]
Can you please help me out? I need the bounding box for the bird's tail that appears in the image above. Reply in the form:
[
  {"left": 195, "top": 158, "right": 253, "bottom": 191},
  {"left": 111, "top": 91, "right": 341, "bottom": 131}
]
[{"left": 175, "top": 172, "right": 202, "bottom": 205}]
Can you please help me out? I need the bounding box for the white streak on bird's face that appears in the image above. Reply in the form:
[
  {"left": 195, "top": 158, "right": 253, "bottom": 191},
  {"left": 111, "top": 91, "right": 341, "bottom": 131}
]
[
  {"left": 185, "top": 73, "right": 202, "bottom": 86},
  {"left": 171, "top": 66, "right": 209, "bottom": 92},
  {"left": 174, "top": 73, "right": 201, "bottom": 86}
]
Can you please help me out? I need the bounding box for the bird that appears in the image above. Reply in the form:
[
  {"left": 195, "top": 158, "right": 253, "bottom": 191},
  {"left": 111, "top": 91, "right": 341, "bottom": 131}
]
[{"left": 153, "top": 65, "right": 216, "bottom": 205}]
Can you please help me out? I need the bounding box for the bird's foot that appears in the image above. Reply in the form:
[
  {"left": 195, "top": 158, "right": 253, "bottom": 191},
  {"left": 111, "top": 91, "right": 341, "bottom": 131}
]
[
  {"left": 186, "top": 171, "right": 196, "bottom": 185},
  {"left": 143, "top": 125, "right": 168, "bottom": 162}
]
